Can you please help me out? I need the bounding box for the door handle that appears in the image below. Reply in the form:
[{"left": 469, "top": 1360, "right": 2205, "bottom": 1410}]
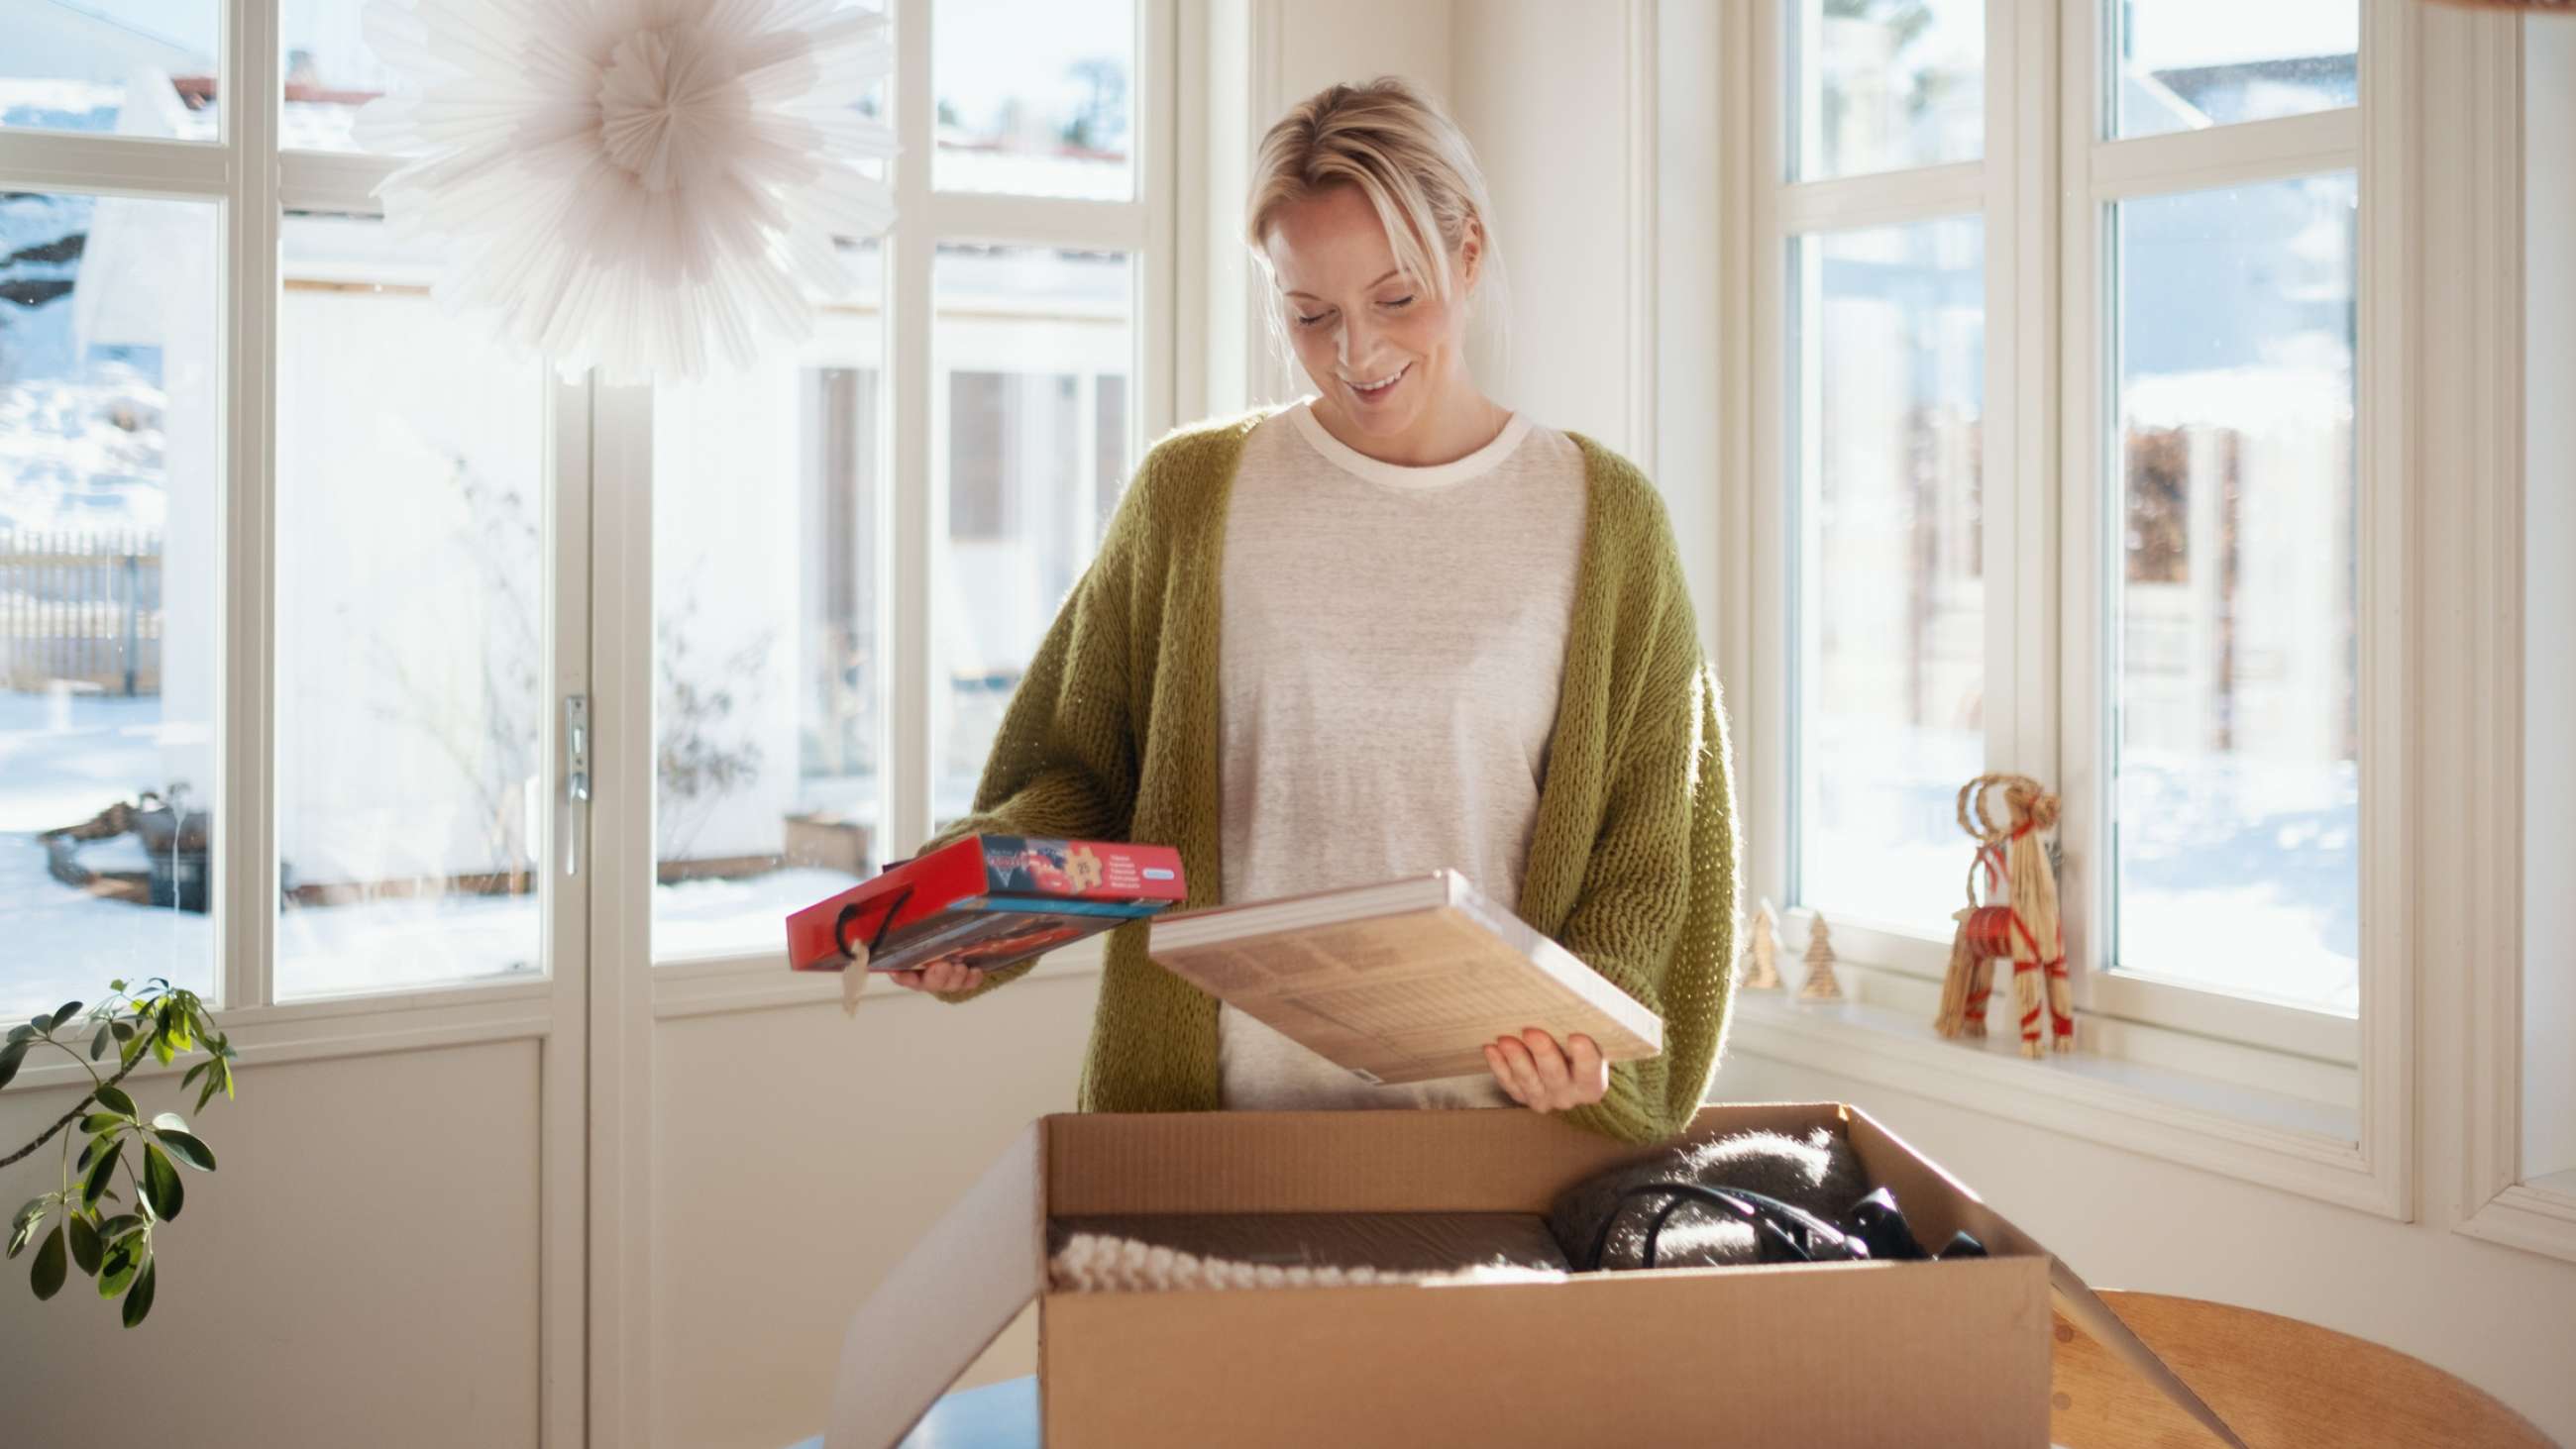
[{"left": 563, "top": 693, "right": 590, "bottom": 877}]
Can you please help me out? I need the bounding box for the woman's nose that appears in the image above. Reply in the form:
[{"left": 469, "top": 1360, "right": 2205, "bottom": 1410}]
[{"left": 1337, "top": 316, "right": 1376, "bottom": 368}]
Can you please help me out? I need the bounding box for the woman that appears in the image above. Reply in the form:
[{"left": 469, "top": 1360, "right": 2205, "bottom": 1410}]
[{"left": 889, "top": 77, "right": 1736, "bottom": 1145}]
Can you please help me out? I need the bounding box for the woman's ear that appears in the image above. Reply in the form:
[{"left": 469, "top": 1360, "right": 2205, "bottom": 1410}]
[{"left": 1455, "top": 215, "right": 1485, "bottom": 295}]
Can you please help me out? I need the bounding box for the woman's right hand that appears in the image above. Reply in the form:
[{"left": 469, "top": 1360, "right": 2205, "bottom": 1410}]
[{"left": 884, "top": 958, "right": 987, "bottom": 994}]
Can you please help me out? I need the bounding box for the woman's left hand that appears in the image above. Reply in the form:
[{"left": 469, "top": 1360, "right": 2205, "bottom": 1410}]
[{"left": 1483, "top": 1028, "right": 1608, "bottom": 1113}]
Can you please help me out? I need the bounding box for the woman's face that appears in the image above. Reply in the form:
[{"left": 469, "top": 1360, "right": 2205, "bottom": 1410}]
[{"left": 1263, "top": 183, "right": 1478, "bottom": 446}]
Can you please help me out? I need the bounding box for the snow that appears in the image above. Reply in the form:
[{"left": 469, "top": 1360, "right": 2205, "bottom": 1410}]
[{"left": 1, "top": 690, "right": 863, "bottom": 1015}]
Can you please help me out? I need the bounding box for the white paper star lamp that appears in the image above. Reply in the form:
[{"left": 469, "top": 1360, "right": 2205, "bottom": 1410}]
[{"left": 357, "top": 0, "right": 898, "bottom": 384}]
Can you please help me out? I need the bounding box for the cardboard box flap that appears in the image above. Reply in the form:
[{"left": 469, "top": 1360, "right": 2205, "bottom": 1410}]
[
  {"left": 824, "top": 1123, "right": 1045, "bottom": 1449},
  {"left": 1844, "top": 1106, "right": 2247, "bottom": 1449},
  {"left": 2048, "top": 1259, "right": 2249, "bottom": 1449}
]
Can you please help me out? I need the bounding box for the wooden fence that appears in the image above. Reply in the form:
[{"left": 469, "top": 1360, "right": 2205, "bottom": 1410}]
[{"left": 0, "top": 529, "right": 162, "bottom": 695}]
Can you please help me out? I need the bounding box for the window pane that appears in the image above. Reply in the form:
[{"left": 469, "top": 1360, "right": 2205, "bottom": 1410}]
[
  {"left": 934, "top": 0, "right": 1133, "bottom": 200},
  {"left": 2112, "top": 0, "right": 2358, "bottom": 140},
  {"left": 1791, "top": 217, "right": 1985, "bottom": 930},
  {"left": 273, "top": 213, "right": 553, "bottom": 998},
  {"left": 273, "top": 0, "right": 887, "bottom": 156},
  {"left": 0, "top": 191, "right": 220, "bottom": 1015},
  {"left": 2111, "top": 173, "right": 2358, "bottom": 1012},
  {"left": 278, "top": 0, "right": 392, "bottom": 152},
  {"left": 932, "top": 244, "right": 1132, "bottom": 831},
  {"left": 1788, "top": 0, "right": 1983, "bottom": 181},
  {"left": 653, "top": 244, "right": 886, "bottom": 962},
  {"left": 1, "top": 3, "right": 216, "bottom": 138}
]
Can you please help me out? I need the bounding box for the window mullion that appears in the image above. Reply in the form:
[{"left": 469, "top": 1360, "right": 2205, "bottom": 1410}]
[
  {"left": 227, "top": 0, "right": 283, "bottom": 1010},
  {"left": 889, "top": 0, "right": 935, "bottom": 858},
  {"left": 2004, "top": 0, "right": 2060, "bottom": 835}
]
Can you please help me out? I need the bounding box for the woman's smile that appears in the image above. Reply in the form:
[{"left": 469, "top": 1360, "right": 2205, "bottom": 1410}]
[{"left": 1342, "top": 362, "right": 1411, "bottom": 403}]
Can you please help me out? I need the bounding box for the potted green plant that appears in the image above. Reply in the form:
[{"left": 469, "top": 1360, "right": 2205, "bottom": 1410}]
[{"left": 1, "top": 980, "right": 238, "bottom": 1325}]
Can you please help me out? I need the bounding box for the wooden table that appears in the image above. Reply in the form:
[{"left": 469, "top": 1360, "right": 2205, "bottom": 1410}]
[{"left": 805, "top": 1290, "right": 2552, "bottom": 1448}]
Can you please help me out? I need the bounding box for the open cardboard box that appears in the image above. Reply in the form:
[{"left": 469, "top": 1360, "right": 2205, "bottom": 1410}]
[{"left": 825, "top": 1103, "right": 2243, "bottom": 1448}]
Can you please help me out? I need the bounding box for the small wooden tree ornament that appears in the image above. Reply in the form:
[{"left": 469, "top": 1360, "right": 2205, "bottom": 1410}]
[
  {"left": 1797, "top": 913, "right": 1844, "bottom": 1002},
  {"left": 1741, "top": 899, "right": 1783, "bottom": 990}
]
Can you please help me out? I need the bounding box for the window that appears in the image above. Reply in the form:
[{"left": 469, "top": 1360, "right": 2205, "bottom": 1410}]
[
  {"left": 648, "top": 0, "right": 1155, "bottom": 964},
  {"left": 1762, "top": 0, "right": 2375, "bottom": 1071},
  {"left": 2, "top": 1, "right": 218, "bottom": 138},
  {"left": 1789, "top": 216, "right": 1986, "bottom": 934},
  {"left": 0, "top": 189, "right": 221, "bottom": 1013},
  {"left": 930, "top": 244, "right": 1134, "bottom": 830},
  {"left": 1, "top": 0, "right": 1169, "bottom": 1003},
  {"left": 273, "top": 211, "right": 555, "bottom": 998}
]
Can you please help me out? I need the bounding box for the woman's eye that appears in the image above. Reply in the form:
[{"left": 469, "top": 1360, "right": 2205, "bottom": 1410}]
[
  {"left": 1296, "top": 311, "right": 1331, "bottom": 327},
  {"left": 1382, "top": 295, "right": 1415, "bottom": 310}
]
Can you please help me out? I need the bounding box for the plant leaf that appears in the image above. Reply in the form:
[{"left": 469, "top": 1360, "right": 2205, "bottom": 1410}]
[
  {"left": 181, "top": 1061, "right": 209, "bottom": 1088},
  {"left": 153, "top": 1130, "right": 216, "bottom": 1173},
  {"left": 80, "top": 1112, "right": 121, "bottom": 1135},
  {"left": 11, "top": 1196, "right": 47, "bottom": 1232},
  {"left": 95, "top": 1214, "right": 141, "bottom": 1244},
  {"left": 97, "top": 1234, "right": 142, "bottom": 1296},
  {"left": 142, "top": 1146, "right": 183, "bottom": 1222},
  {"left": 53, "top": 1002, "right": 82, "bottom": 1030},
  {"left": 30, "top": 1225, "right": 65, "bottom": 1299},
  {"left": 0, "top": 1040, "right": 26, "bottom": 1091},
  {"left": 93, "top": 1085, "right": 137, "bottom": 1119},
  {"left": 151, "top": 1111, "right": 189, "bottom": 1135},
  {"left": 111, "top": 1020, "right": 134, "bottom": 1043},
  {"left": 81, "top": 1141, "right": 122, "bottom": 1206},
  {"left": 119, "top": 1257, "right": 156, "bottom": 1327},
  {"left": 6, "top": 1211, "right": 39, "bottom": 1259},
  {"left": 67, "top": 1213, "right": 101, "bottom": 1276}
]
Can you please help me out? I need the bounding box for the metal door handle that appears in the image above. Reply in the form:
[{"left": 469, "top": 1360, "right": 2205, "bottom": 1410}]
[{"left": 563, "top": 694, "right": 590, "bottom": 877}]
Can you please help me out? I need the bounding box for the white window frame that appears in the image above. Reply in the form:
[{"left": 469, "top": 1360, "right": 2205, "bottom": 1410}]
[
  {"left": 648, "top": 0, "right": 1179, "bottom": 1015},
  {"left": 1727, "top": 0, "right": 2415, "bottom": 1217},
  {"left": 2433, "top": 11, "right": 2576, "bottom": 1267}
]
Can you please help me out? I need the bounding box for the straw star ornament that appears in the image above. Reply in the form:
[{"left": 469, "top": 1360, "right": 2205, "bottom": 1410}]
[{"left": 357, "top": 0, "right": 898, "bottom": 383}]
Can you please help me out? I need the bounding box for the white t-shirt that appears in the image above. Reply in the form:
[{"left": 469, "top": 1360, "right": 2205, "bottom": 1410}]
[{"left": 1215, "top": 400, "right": 1588, "bottom": 1110}]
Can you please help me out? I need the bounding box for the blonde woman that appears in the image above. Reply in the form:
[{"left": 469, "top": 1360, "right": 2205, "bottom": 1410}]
[{"left": 891, "top": 77, "right": 1736, "bottom": 1144}]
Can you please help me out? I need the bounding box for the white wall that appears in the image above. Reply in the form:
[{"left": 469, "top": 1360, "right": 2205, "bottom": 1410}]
[
  {"left": 650, "top": 972, "right": 1097, "bottom": 1449},
  {"left": 1711, "top": 1052, "right": 2576, "bottom": 1441},
  {"left": 1450, "top": 1, "right": 1644, "bottom": 457},
  {"left": 0, "top": 1041, "right": 544, "bottom": 1448}
]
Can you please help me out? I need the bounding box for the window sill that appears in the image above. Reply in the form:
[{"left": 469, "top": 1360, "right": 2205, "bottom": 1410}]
[{"left": 1723, "top": 989, "right": 2401, "bottom": 1217}]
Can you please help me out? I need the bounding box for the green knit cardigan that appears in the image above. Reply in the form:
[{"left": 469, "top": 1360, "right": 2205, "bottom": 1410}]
[{"left": 923, "top": 408, "right": 1739, "bottom": 1144}]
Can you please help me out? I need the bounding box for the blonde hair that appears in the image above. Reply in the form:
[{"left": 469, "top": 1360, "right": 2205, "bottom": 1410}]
[{"left": 1244, "top": 77, "right": 1504, "bottom": 354}]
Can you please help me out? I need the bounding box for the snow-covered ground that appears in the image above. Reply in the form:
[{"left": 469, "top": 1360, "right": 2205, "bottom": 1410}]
[{"left": 1, "top": 689, "right": 861, "bottom": 1015}]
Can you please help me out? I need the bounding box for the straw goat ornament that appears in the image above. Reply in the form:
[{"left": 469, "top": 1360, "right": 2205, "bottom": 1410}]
[{"left": 1933, "top": 774, "right": 2071, "bottom": 1058}]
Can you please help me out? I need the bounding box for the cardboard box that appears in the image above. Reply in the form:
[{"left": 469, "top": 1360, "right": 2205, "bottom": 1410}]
[{"left": 826, "top": 1103, "right": 2240, "bottom": 1449}]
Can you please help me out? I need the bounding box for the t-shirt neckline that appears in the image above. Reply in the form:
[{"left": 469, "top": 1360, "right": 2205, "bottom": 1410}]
[{"left": 1289, "top": 398, "right": 1532, "bottom": 491}]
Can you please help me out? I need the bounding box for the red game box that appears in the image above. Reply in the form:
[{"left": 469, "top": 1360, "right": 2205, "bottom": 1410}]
[{"left": 785, "top": 835, "right": 1187, "bottom": 977}]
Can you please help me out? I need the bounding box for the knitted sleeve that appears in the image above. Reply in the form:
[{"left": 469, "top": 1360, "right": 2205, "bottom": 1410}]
[
  {"left": 1553, "top": 492, "right": 1741, "bottom": 1144},
  {"left": 914, "top": 492, "right": 1146, "bottom": 1004}
]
